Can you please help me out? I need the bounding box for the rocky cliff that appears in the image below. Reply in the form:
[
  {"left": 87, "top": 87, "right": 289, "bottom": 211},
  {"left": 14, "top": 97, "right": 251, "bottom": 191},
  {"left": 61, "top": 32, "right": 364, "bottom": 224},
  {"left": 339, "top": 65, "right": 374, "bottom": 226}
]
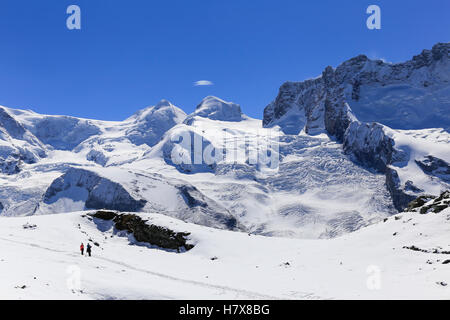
[{"left": 264, "top": 43, "right": 450, "bottom": 211}]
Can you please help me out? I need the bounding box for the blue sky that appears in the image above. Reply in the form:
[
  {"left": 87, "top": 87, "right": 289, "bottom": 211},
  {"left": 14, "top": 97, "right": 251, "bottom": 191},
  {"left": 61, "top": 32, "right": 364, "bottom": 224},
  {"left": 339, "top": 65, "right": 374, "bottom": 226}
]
[{"left": 0, "top": 0, "right": 448, "bottom": 120}]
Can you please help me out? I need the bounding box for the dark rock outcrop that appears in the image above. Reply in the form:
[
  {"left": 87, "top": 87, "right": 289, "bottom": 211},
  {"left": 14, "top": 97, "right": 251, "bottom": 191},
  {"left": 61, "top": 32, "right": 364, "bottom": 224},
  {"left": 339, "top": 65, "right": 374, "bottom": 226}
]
[
  {"left": 178, "top": 185, "right": 208, "bottom": 208},
  {"left": 92, "top": 211, "right": 194, "bottom": 252},
  {"left": 0, "top": 107, "right": 28, "bottom": 139},
  {"left": 176, "top": 185, "right": 238, "bottom": 230},
  {"left": 343, "top": 122, "right": 397, "bottom": 173},
  {"left": 403, "top": 245, "right": 450, "bottom": 255},
  {"left": 416, "top": 156, "right": 450, "bottom": 183},
  {"left": 323, "top": 96, "right": 353, "bottom": 142},
  {"left": 404, "top": 195, "right": 436, "bottom": 212},
  {"left": 0, "top": 158, "right": 21, "bottom": 175},
  {"left": 385, "top": 168, "right": 420, "bottom": 211},
  {"left": 405, "top": 190, "right": 450, "bottom": 214}
]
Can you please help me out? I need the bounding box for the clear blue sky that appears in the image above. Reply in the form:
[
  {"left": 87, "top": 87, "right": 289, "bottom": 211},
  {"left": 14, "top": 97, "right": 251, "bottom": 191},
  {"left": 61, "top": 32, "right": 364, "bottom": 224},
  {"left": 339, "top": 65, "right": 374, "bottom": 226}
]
[{"left": 0, "top": 0, "right": 448, "bottom": 120}]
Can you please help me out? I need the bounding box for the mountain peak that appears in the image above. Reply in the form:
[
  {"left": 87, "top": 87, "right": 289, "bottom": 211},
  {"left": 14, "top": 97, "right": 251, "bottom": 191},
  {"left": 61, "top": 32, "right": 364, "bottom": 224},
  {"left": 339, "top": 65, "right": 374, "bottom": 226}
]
[
  {"left": 154, "top": 99, "right": 173, "bottom": 109},
  {"left": 129, "top": 99, "right": 185, "bottom": 121},
  {"left": 186, "top": 96, "right": 243, "bottom": 123}
]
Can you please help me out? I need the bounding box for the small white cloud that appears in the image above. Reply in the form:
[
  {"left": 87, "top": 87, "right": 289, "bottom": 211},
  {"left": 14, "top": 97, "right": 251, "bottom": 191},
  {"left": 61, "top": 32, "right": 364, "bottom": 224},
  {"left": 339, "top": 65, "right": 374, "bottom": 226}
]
[{"left": 194, "top": 80, "right": 214, "bottom": 86}]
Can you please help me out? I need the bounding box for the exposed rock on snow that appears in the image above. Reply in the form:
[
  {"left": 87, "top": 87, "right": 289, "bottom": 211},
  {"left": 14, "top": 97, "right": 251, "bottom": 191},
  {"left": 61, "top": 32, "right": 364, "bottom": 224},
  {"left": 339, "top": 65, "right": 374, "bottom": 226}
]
[
  {"left": 42, "top": 168, "right": 147, "bottom": 212},
  {"left": 405, "top": 190, "right": 450, "bottom": 214},
  {"left": 91, "top": 211, "right": 195, "bottom": 252},
  {"left": 343, "top": 121, "right": 399, "bottom": 173},
  {"left": 385, "top": 168, "right": 420, "bottom": 211},
  {"left": 404, "top": 194, "right": 437, "bottom": 212},
  {"left": 415, "top": 156, "right": 450, "bottom": 183},
  {"left": 178, "top": 185, "right": 210, "bottom": 208},
  {"left": 22, "top": 222, "right": 37, "bottom": 230},
  {"left": 177, "top": 185, "right": 238, "bottom": 230},
  {"left": 86, "top": 149, "right": 108, "bottom": 167}
]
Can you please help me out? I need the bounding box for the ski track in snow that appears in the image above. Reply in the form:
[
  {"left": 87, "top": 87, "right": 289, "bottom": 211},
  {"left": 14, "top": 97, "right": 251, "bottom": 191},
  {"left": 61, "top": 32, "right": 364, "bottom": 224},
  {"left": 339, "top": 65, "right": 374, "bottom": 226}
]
[{"left": 0, "top": 236, "right": 295, "bottom": 300}]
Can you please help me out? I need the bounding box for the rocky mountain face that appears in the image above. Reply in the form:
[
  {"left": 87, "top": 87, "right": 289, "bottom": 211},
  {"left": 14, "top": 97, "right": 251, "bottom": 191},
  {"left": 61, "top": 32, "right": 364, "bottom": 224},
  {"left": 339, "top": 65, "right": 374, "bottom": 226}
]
[
  {"left": 264, "top": 43, "right": 450, "bottom": 134},
  {"left": 264, "top": 42, "right": 450, "bottom": 211},
  {"left": 91, "top": 210, "right": 195, "bottom": 252}
]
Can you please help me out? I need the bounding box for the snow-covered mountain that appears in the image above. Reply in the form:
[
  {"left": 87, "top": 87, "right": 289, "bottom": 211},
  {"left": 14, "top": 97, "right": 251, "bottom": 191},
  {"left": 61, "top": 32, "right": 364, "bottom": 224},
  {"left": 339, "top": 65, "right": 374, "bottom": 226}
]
[
  {"left": 264, "top": 42, "right": 450, "bottom": 211},
  {"left": 0, "top": 43, "right": 449, "bottom": 241},
  {"left": 264, "top": 42, "right": 450, "bottom": 134},
  {"left": 0, "top": 42, "right": 449, "bottom": 300}
]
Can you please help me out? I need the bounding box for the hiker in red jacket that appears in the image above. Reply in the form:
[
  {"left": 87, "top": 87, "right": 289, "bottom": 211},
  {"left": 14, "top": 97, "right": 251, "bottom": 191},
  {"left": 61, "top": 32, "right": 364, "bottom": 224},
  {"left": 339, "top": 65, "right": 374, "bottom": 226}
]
[{"left": 80, "top": 243, "right": 84, "bottom": 256}]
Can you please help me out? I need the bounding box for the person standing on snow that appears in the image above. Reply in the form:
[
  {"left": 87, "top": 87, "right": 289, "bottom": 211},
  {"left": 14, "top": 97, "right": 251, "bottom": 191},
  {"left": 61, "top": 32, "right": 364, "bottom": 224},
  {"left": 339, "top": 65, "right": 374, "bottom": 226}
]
[
  {"left": 86, "top": 243, "right": 92, "bottom": 257},
  {"left": 80, "top": 243, "right": 84, "bottom": 256}
]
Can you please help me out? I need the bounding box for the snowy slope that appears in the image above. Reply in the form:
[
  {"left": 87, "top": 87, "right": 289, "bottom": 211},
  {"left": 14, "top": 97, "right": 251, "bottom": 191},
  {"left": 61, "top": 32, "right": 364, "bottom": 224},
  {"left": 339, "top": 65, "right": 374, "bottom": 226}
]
[
  {"left": 387, "top": 127, "right": 450, "bottom": 196},
  {"left": 0, "top": 206, "right": 448, "bottom": 300}
]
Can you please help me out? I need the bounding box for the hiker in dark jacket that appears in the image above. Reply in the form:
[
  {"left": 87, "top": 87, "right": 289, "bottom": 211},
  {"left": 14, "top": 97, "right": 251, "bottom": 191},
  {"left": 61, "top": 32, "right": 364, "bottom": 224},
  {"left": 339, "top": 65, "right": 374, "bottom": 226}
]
[
  {"left": 86, "top": 243, "right": 92, "bottom": 257},
  {"left": 80, "top": 243, "right": 84, "bottom": 255}
]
